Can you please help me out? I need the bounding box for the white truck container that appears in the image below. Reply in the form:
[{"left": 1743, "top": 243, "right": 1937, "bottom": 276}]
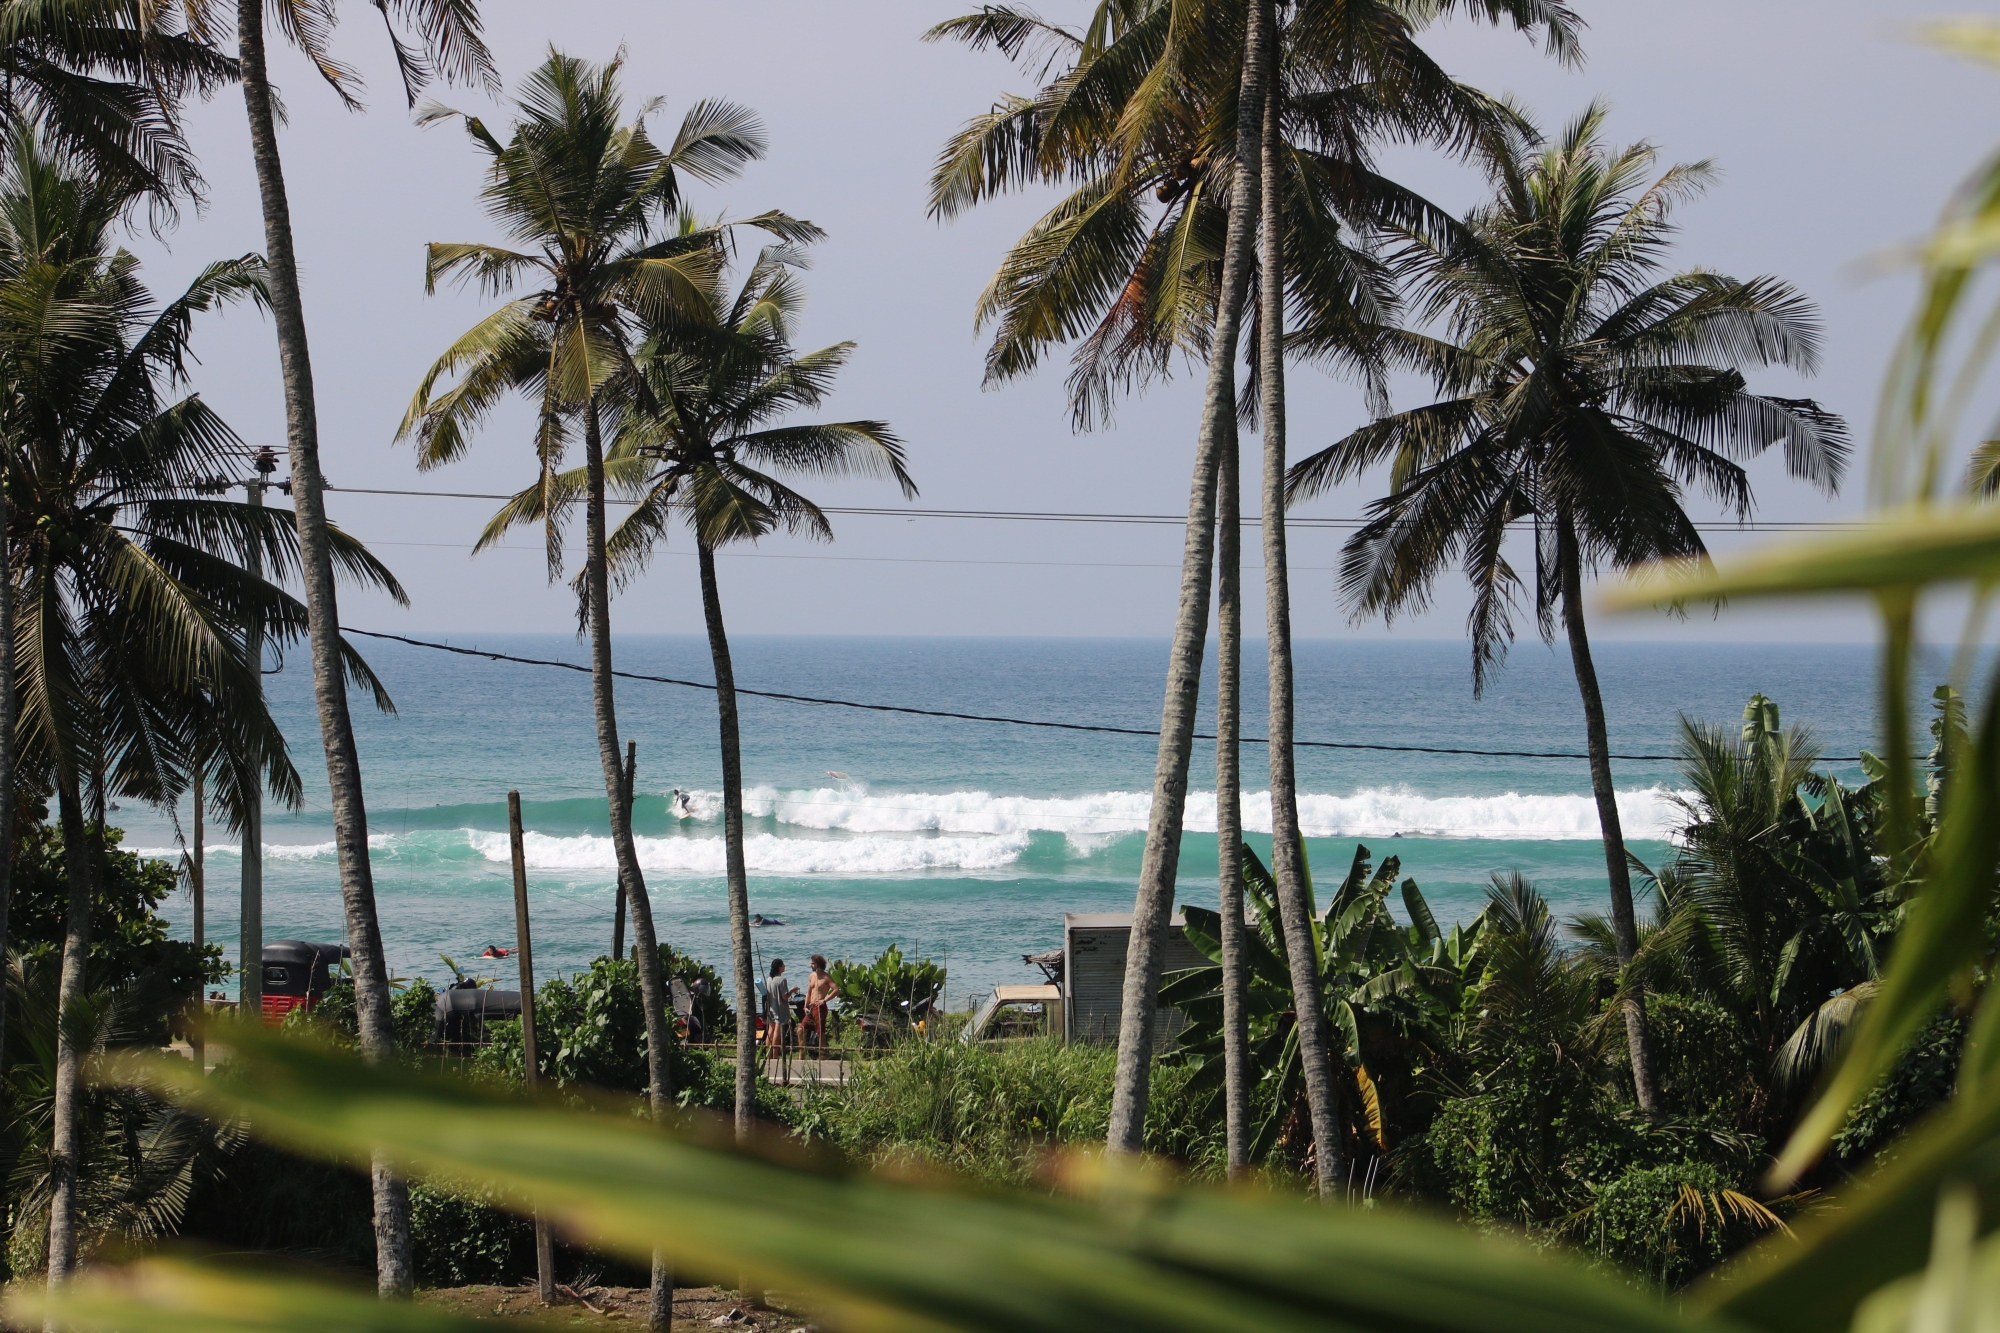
[{"left": 1063, "top": 911, "right": 1210, "bottom": 1046}]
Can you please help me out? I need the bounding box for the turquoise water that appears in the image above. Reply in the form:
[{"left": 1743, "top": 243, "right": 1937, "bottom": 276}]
[{"left": 119, "top": 634, "right": 1907, "bottom": 1009}]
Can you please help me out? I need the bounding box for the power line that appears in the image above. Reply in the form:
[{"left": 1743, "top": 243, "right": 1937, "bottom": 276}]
[
  {"left": 341, "top": 627, "right": 1874, "bottom": 764},
  {"left": 321, "top": 485, "right": 1871, "bottom": 533},
  {"left": 355, "top": 538, "right": 1318, "bottom": 572}
]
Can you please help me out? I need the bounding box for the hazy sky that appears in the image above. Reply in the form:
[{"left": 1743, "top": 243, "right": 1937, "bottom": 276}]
[{"left": 123, "top": 1, "right": 1997, "bottom": 644}]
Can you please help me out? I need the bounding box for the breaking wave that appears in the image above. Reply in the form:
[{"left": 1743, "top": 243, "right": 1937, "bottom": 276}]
[
  {"left": 705, "top": 782, "right": 1685, "bottom": 843},
  {"left": 466, "top": 829, "right": 1033, "bottom": 876},
  {"left": 129, "top": 784, "right": 1684, "bottom": 877}
]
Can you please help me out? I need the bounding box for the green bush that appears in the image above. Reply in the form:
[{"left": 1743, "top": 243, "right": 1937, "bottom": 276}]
[
  {"left": 1644, "top": 995, "right": 1760, "bottom": 1126},
  {"left": 177, "top": 1138, "right": 375, "bottom": 1270},
  {"left": 408, "top": 1180, "right": 531, "bottom": 1287},
  {"left": 829, "top": 944, "right": 945, "bottom": 1026},
  {"left": 794, "top": 1037, "right": 1218, "bottom": 1187},
  {"left": 274, "top": 977, "right": 435, "bottom": 1058},
  {"left": 8, "top": 807, "right": 222, "bottom": 1038},
  {"left": 1833, "top": 1010, "right": 1966, "bottom": 1167},
  {"left": 474, "top": 954, "right": 789, "bottom": 1120},
  {"left": 1580, "top": 1160, "right": 1773, "bottom": 1287},
  {"left": 1407, "top": 1037, "right": 1620, "bottom": 1226}
]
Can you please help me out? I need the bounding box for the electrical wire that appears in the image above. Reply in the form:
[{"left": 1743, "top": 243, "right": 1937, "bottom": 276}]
[
  {"left": 321, "top": 485, "right": 1872, "bottom": 532},
  {"left": 341, "top": 626, "right": 1875, "bottom": 764}
]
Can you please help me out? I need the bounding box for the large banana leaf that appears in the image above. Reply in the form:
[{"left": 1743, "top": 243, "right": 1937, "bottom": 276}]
[{"left": 62, "top": 1027, "right": 1734, "bottom": 1333}]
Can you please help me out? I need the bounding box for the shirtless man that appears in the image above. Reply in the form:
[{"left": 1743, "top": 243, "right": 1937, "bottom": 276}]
[{"left": 803, "top": 954, "right": 839, "bottom": 1056}]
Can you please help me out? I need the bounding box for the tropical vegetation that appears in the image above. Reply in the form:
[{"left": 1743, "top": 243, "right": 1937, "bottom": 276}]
[{"left": 0, "top": 4, "right": 1988, "bottom": 1333}]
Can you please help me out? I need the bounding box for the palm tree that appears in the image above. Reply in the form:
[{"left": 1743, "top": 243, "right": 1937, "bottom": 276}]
[
  {"left": 1285, "top": 104, "right": 1850, "bottom": 1111},
  {"left": 930, "top": 0, "right": 1270, "bottom": 1163},
  {"left": 0, "top": 0, "right": 243, "bottom": 1067},
  {"left": 403, "top": 53, "right": 806, "bottom": 1326},
  {"left": 1594, "top": 695, "right": 1890, "bottom": 1135},
  {"left": 0, "top": 131, "right": 400, "bottom": 1284},
  {"left": 930, "top": 0, "right": 1574, "bottom": 1176},
  {"left": 479, "top": 242, "right": 913, "bottom": 1139},
  {"left": 0, "top": 0, "right": 236, "bottom": 214},
  {"left": 1252, "top": 0, "right": 1577, "bottom": 1200},
  {"left": 166, "top": 0, "right": 495, "bottom": 1295},
  {"left": 5, "top": 952, "right": 244, "bottom": 1272}
]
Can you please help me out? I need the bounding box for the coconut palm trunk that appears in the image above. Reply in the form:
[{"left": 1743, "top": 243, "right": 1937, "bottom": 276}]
[
  {"left": 1556, "top": 513, "right": 1658, "bottom": 1112},
  {"left": 234, "top": 0, "right": 412, "bottom": 1293},
  {"left": 1256, "top": 8, "right": 1344, "bottom": 1195},
  {"left": 696, "top": 540, "right": 756, "bottom": 1140},
  {"left": 1216, "top": 419, "right": 1250, "bottom": 1178},
  {"left": 577, "top": 401, "right": 677, "bottom": 1326},
  {"left": 0, "top": 470, "right": 15, "bottom": 1063},
  {"left": 44, "top": 758, "right": 93, "bottom": 1285},
  {"left": 1106, "top": 0, "right": 1271, "bottom": 1154}
]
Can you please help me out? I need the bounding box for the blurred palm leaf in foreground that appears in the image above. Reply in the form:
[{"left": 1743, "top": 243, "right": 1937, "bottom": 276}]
[{"left": 20, "top": 1026, "right": 1716, "bottom": 1333}]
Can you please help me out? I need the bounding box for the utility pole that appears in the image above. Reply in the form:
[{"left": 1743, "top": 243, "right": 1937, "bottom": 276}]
[
  {"left": 509, "top": 791, "right": 555, "bottom": 1304},
  {"left": 240, "top": 446, "right": 275, "bottom": 1019},
  {"left": 190, "top": 764, "right": 204, "bottom": 1072}
]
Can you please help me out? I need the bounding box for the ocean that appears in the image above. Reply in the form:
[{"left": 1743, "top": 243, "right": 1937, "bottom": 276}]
[{"left": 118, "top": 634, "right": 1910, "bottom": 1009}]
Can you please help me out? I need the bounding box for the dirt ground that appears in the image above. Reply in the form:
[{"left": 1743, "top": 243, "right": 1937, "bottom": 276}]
[{"left": 419, "top": 1283, "right": 818, "bottom": 1330}]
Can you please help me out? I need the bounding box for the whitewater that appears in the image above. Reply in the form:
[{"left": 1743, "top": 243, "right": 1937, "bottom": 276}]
[
  {"left": 115, "top": 635, "right": 1892, "bottom": 1003},
  {"left": 139, "top": 783, "right": 1688, "bottom": 876}
]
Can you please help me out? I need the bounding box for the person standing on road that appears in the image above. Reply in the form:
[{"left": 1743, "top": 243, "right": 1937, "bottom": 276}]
[
  {"left": 763, "top": 958, "right": 794, "bottom": 1060},
  {"left": 804, "top": 954, "right": 838, "bottom": 1055}
]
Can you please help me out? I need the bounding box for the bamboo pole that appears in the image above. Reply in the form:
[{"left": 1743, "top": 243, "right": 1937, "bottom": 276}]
[
  {"left": 508, "top": 791, "right": 555, "bottom": 1304},
  {"left": 612, "top": 742, "right": 634, "bottom": 961}
]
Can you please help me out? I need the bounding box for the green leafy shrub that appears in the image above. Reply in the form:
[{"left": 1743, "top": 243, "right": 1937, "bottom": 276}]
[
  {"left": 9, "top": 807, "right": 222, "bottom": 1037},
  {"left": 1579, "top": 1160, "right": 1776, "bottom": 1287},
  {"left": 829, "top": 944, "right": 945, "bottom": 1026},
  {"left": 1833, "top": 1010, "right": 1966, "bottom": 1167},
  {"left": 795, "top": 1037, "right": 1218, "bottom": 1186},
  {"left": 1407, "top": 1034, "right": 1621, "bottom": 1227},
  {"left": 394, "top": 977, "right": 439, "bottom": 1050},
  {"left": 1645, "top": 995, "right": 1760, "bottom": 1125},
  {"left": 177, "top": 1139, "right": 375, "bottom": 1271},
  {"left": 408, "top": 1180, "right": 531, "bottom": 1287},
  {"left": 274, "top": 978, "right": 434, "bottom": 1059},
  {"left": 475, "top": 954, "right": 774, "bottom": 1117}
]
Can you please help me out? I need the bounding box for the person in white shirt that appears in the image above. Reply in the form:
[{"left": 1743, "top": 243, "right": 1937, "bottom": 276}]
[{"left": 762, "top": 958, "right": 794, "bottom": 1057}]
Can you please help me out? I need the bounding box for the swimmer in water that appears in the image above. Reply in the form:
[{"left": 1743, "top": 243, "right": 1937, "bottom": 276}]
[{"left": 751, "top": 913, "right": 788, "bottom": 928}]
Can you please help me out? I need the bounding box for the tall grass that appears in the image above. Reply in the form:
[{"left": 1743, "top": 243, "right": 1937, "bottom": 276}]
[{"left": 793, "top": 1038, "right": 1226, "bottom": 1186}]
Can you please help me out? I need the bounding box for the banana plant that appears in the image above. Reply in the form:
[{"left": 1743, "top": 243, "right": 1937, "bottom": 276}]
[{"left": 1163, "top": 842, "right": 1485, "bottom": 1162}]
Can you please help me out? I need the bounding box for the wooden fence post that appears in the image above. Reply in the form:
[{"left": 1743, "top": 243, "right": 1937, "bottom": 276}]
[{"left": 509, "top": 790, "right": 556, "bottom": 1304}]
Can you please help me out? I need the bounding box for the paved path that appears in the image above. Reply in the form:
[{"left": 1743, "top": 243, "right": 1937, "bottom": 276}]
[{"left": 762, "top": 1057, "right": 849, "bottom": 1086}]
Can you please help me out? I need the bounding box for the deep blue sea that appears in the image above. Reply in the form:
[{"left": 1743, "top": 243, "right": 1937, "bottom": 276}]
[{"left": 115, "top": 634, "right": 1923, "bottom": 1009}]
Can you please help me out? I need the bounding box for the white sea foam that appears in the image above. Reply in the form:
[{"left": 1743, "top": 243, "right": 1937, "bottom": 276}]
[
  {"left": 127, "top": 785, "right": 1683, "bottom": 876},
  {"left": 679, "top": 783, "right": 1685, "bottom": 842},
  {"left": 130, "top": 833, "right": 395, "bottom": 862},
  {"left": 467, "top": 829, "right": 1032, "bottom": 876}
]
